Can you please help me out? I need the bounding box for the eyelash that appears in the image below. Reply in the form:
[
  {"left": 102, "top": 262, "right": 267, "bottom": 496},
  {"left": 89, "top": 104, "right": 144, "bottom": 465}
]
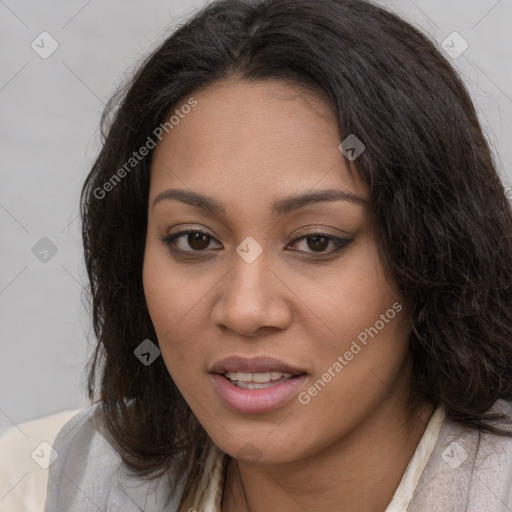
[{"left": 161, "top": 229, "right": 352, "bottom": 259}]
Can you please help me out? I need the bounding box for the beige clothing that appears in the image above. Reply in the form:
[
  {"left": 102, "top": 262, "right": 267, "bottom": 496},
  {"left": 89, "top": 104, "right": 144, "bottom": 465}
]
[
  {"left": 3, "top": 401, "right": 512, "bottom": 511},
  {"left": 0, "top": 409, "right": 82, "bottom": 512}
]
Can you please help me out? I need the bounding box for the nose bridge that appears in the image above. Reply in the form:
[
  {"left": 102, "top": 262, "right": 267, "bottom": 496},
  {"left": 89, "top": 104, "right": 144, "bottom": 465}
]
[
  {"left": 226, "top": 245, "right": 272, "bottom": 309},
  {"left": 227, "top": 234, "right": 270, "bottom": 293},
  {"left": 212, "top": 241, "right": 291, "bottom": 335}
]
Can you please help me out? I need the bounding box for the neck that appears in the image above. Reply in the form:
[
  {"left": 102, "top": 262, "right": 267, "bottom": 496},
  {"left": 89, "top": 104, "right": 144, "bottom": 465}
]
[{"left": 221, "top": 396, "right": 435, "bottom": 512}]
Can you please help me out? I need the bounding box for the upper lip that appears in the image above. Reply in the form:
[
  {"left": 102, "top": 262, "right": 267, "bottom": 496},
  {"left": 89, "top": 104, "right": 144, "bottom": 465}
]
[{"left": 209, "top": 356, "right": 306, "bottom": 375}]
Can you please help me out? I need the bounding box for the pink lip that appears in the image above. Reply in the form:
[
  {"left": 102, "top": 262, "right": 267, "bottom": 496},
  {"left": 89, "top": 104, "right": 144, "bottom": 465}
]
[
  {"left": 210, "top": 373, "right": 307, "bottom": 414},
  {"left": 209, "top": 355, "right": 306, "bottom": 374}
]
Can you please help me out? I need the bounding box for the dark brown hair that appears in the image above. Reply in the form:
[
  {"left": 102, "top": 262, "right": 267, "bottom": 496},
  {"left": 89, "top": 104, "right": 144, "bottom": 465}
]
[{"left": 81, "top": 0, "right": 512, "bottom": 507}]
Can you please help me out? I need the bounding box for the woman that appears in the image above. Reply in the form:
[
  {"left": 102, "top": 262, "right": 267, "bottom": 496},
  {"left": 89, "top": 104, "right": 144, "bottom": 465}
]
[{"left": 5, "top": 0, "right": 512, "bottom": 510}]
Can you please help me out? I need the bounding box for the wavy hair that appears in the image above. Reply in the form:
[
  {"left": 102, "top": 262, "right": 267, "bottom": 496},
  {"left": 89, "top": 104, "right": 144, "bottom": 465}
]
[{"left": 81, "top": 0, "right": 512, "bottom": 508}]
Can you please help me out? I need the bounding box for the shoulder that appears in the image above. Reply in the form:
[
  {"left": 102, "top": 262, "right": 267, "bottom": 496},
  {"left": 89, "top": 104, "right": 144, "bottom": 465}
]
[
  {"left": 469, "top": 399, "right": 512, "bottom": 506},
  {"left": 0, "top": 408, "right": 83, "bottom": 512},
  {"left": 43, "top": 403, "right": 186, "bottom": 512},
  {"left": 43, "top": 403, "right": 126, "bottom": 511},
  {"left": 408, "top": 399, "right": 512, "bottom": 511}
]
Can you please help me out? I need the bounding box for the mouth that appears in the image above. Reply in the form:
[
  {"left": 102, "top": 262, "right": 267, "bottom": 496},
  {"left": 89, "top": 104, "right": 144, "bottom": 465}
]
[{"left": 209, "top": 356, "right": 308, "bottom": 414}]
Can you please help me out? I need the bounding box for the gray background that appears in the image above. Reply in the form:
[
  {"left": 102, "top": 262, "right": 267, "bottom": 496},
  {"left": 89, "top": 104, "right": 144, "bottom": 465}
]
[{"left": 1, "top": 0, "right": 511, "bottom": 432}]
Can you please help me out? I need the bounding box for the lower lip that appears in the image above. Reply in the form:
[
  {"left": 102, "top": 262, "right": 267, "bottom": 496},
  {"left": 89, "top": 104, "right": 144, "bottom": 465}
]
[{"left": 210, "top": 373, "right": 307, "bottom": 414}]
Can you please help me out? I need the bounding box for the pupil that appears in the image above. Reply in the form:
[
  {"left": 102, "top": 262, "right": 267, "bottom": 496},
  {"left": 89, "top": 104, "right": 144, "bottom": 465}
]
[
  {"left": 189, "top": 232, "right": 210, "bottom": 250},
  {"left": 308, "top": 236, "right": 328, "bottom": 252}
]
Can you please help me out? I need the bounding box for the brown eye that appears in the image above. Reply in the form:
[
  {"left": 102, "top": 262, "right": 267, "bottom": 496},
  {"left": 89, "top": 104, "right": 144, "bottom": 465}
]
[
  {"left": 187, "top": 232, "right": 211, "bottom": 250},
  {"left": 162, "top": 229, "right": 222, "bottom": 254},
  {"left": 306, "top": 235, "right": 330, "bottom": 252}
]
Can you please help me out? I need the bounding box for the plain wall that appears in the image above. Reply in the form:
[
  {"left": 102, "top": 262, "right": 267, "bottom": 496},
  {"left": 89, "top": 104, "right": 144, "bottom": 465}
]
[{"left": 1, "top": 0, "right": 511, "bottom": 431}]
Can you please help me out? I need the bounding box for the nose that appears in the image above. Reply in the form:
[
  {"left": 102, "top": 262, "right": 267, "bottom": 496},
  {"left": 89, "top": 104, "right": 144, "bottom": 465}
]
[{"left": 210, "top": 248, "right": 292, "bottom": 337}]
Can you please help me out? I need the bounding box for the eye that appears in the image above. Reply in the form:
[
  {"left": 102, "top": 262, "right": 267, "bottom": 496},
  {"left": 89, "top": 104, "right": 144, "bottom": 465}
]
[
  {"left": 286, "top": 231, "right": 352, "bottom": 256},
  {"left": 162, "top": 229, "right": 221, "bottom": 254}
]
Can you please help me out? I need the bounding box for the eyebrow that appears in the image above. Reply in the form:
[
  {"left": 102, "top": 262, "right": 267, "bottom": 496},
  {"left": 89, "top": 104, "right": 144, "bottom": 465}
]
[{"left": 152, "top": 188, "right": 367, "bottom": 216}]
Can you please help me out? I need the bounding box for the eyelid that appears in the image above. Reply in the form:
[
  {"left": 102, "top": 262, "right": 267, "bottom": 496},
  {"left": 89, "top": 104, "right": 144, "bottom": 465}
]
[{"left": 292, "top": 225, "right": 352, "bottom": 240}]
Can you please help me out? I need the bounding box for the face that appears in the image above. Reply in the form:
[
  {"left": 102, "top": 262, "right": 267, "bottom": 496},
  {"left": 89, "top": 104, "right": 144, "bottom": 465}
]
[{"left": 143, "top": 78, "right": 412, "bottom": 465}]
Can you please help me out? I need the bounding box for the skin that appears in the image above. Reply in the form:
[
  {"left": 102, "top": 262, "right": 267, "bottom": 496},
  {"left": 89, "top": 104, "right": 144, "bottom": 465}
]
[{"left": 143, "top": 78, "right": 434, "bottom": 512}]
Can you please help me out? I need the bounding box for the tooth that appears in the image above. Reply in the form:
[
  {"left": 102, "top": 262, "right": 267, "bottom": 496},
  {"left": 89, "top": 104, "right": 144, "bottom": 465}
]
[
  {"left": 270, "top": 372, "right": 294, "bottom": 380},
  {"left": 224, "top": 371, "right": 297, "bottom": 383},
  {"left": 252, "top": 372, "right": 271, "bottom": 383}
]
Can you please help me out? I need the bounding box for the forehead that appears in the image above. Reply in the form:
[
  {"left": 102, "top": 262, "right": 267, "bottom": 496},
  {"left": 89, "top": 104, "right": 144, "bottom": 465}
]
[{"left": 149, "top": 78, "right": 367, "bottom": 205}]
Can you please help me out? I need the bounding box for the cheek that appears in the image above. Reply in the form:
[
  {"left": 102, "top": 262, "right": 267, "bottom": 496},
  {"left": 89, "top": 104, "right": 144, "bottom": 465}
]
[
  {"left": 142, "top": 236, "right": 211, "bottom": 370},
  {"left": 307, "top": 300, "right": 409, "bottom": 394},
  {"left": 301, "top": 238, "right": 404, "bottom": 356},
  {"left": 293, "top": 282, "right": 409, "bottom": 456}
]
